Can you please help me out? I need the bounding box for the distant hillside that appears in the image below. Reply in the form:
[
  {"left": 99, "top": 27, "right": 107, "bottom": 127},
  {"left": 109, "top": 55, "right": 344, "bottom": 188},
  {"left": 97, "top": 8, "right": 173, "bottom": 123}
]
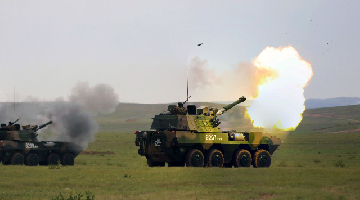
[
  {"left": 294, "top": 104, "right": 360, "bottom": 133},
  {"left": 305, "top": 97, "right": 360, "bottom": 109}
]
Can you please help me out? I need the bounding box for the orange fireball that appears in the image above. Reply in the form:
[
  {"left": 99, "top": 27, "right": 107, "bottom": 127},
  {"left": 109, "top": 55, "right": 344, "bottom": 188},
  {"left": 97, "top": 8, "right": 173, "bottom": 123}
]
[{"left": 247, "top": 46, "right": 313, "bottom": 130}]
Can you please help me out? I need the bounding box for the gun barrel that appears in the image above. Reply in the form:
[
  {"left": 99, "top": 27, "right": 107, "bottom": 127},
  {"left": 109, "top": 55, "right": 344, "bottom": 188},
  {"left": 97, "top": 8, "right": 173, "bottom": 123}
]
[
  {"left": 223, "top": 96, "right": 246, "bottom": 111},
  {"left": 37, "top": 120, "right": 53, "bottom": 130},
  {"left": 216, "top": 96, "right": 246, "bottom": 116},
  {"left": 8, "top": 118, "right": 21, "bottom": 125}
]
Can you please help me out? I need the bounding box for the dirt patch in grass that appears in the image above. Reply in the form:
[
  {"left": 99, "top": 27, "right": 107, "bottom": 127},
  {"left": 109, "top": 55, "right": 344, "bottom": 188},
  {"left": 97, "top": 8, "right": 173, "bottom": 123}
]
[
  {"left": 125, "top": 119, "right": 137, "bottom": 122},
  {"left": 330, "top": 127, "right": 360, "bottom": 133}
]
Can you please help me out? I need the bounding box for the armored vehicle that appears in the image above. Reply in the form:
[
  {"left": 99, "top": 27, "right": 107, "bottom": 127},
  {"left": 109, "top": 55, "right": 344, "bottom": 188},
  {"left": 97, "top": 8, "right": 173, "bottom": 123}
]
[
  {"left": 135, "top": 96, "right": 281, "bottom": 168},
  {"left": 0, "top": 119, "right": 82, "bottom": 166}
]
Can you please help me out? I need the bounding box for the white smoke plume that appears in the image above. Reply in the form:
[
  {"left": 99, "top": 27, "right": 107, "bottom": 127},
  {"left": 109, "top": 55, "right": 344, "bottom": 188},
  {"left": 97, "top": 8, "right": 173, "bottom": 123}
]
[
  {"left": 188, "top": 57, "right": 276, "bottom": 101},
  {"left": 188, "top": 56, "right": 222, "bottom": 89}
]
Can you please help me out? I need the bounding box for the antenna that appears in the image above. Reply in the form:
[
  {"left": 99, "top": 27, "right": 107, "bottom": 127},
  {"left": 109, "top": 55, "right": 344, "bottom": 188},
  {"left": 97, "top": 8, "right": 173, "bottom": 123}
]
[
  {"left": 187, "top": 58, "right": 189, "bottom": 103},
  {"left": 14, "top": 86, "right": 15, "bottom": 113}
]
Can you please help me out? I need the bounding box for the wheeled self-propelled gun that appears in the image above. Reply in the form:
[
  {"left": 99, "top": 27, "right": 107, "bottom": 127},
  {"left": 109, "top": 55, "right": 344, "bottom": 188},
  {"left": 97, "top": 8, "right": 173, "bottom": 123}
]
[
  {"left": 135, "top": 96, "right": 281, "bottom": 168},
  {"left": 0, "top": 119, "right": 82, "bottom": 166}
]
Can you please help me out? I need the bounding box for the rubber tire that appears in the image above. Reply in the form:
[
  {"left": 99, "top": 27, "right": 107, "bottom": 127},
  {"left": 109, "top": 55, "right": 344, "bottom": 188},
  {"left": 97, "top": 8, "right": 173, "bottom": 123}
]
[
  {"left": 26, "top": 154, "right": 39, "bottom": 166},
  {"left": 234, "top": 150, "right": 252, "bottom": 168},
  {"left": 186, "top": 149, "right": 204, "bottom": 167},
  {"left": 11, "top": 152, "right": 24, "bottom": 165},
  {"left": 253, "top": 149, "right": 271, "bottom": 168},
  {"left": 47, "top": 154, "right": 60, "bottom": 165},
  {"left": 206, "top": 149, "right": 224, "bottom": 167},
  {"left": 147, "top": 158, "right": 165, "bottom": 167},
  {"left": 61, "top": 153, "right": 74, "bottom": 166}
]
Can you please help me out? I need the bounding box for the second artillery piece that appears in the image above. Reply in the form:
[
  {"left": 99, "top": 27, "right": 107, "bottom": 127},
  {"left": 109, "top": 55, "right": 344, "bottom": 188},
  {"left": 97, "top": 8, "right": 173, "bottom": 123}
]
[
  {"left": 135, "top": 96, "right": 281, "bottom": 168},
  {"left": 0, "top": 119, "right": 82, "bottom": 166}
]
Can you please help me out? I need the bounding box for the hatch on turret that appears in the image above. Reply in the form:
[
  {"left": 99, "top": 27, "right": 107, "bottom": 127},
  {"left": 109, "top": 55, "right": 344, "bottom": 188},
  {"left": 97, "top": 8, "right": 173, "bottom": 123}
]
[
  {"left": 197, "top": 106, "right": 208, "bottom": 115},
  {"left": 187, "top": 105, "right": 196, "bottom": 115}
]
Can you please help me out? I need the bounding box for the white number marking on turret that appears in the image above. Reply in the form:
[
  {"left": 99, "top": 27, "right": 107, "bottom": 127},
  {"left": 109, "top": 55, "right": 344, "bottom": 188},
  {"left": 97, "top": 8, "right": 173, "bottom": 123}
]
[{"left": 25, "top": 142, "right": 38, "bottom": 149}]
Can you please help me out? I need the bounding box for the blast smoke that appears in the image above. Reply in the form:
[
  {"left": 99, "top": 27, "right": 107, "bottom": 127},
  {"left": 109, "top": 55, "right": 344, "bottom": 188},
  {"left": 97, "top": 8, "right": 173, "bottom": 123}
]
[
  {"left": 188, "top": 46, "right": 312, "bottom": 131},
  {"left": 188, "top": 56, "right": 222, "bottom": 89},
  {"left": 45, "top": 101, "right": 99, "bottom": 149},
  {"left": 188, "top": 57, "right": 276, "bottom": 101},
  {"left": 247, "top": 46, "right": 313, "bottom": 130},
  {"left": 69, "top": 82, "right": 119, "bottom": 115}
]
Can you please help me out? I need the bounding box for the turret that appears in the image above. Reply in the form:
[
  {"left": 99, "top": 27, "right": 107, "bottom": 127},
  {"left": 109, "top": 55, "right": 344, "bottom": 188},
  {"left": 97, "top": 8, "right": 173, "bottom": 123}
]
[
  {"left": 150, "top": 96, "right": 246, "bottom": 132},
  {"left": 0, "top": 120, "right": 53, "bottom": 142}
]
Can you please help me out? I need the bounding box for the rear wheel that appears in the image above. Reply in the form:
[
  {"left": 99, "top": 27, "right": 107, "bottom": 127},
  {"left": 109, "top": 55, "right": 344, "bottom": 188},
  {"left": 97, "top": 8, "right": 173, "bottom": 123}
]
[
  {"left": 11, "top": 152, "right": 24, "bottom": 165},
  {"left": 61, "top": 153, "right": 74, "bottom": 166},
  {"left": 186, "top": 149, "right": 204, "bottom": 167},
  {"left": 206, "top": 149, "right": 224, "bottom": 167},
  {"left": 253, "top": 150, "right": 271, "bottom": 168},
  {"left": 26, "top": 154, "right": 39, "bottom": 166},
  {"left": 234, "top": 150, "right": 252, "bottom": 167},
  {"left": 47, "top": 154, "right": 60, "bottom": 165}
]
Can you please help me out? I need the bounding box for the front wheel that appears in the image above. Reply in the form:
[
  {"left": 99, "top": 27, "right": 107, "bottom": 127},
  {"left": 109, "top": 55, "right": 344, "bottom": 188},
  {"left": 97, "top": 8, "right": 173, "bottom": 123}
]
[
  {"left": 186, "top": 149, "right": 204, "bottom": 167},
  {"left": 253, "top": 150, "right": 271, "bottom": 168},
  {"left": 61, "top": 153, "right": 74, "bottom": 166}
]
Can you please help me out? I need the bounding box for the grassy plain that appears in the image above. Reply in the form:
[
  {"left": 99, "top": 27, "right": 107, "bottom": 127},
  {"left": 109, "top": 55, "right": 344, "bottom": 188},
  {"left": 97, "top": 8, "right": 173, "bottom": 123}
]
[{"left": 1, "top": 103, "right": 360, "bottom": 200}]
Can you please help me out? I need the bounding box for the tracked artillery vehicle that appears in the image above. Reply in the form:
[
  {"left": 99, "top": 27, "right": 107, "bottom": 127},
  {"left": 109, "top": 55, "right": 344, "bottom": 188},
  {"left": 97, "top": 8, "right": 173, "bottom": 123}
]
[
  {"left": 135, "top": 96, "right": 281, "bottom": 168},
  {"left": 0, "top": 119, "right": 82, "bottom": 166}
]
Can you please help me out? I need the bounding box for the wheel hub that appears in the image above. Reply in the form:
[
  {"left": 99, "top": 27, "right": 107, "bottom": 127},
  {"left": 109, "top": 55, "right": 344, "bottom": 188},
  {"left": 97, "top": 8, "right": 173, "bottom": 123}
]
[
  {"left": 240, "top": 155, "right": 249, "bottom": 166},
  {"left": 192, "top": 154, "right": 202, "bottom": 166},
  {"left": 259, "top": 155, "right": 268, "bottom": 166},
  {"left": 212, "top": 154, "right": 222, "bottom": 166}
]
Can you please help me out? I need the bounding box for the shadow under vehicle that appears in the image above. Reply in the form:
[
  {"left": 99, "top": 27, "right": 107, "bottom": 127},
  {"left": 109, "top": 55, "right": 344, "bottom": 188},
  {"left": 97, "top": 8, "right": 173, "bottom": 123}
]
[
  {"left": 0, "top": 119, "right": 82, "bottom": 166},
  {"left": 135, "top": 96, "right": 281, "bottom": 168}
]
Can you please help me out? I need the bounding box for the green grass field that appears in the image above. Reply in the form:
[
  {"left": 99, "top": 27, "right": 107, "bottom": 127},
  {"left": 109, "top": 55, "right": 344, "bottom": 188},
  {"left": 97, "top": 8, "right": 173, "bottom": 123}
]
[{"left": 1, "top": 104, "right": 360, "bottom": 200}]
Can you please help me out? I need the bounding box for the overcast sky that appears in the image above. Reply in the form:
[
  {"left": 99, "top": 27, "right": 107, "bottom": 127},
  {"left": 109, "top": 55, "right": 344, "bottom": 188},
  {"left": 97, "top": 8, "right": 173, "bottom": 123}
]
[{"left": 0, "top": 1, "right": 359, "bottom": 104}]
